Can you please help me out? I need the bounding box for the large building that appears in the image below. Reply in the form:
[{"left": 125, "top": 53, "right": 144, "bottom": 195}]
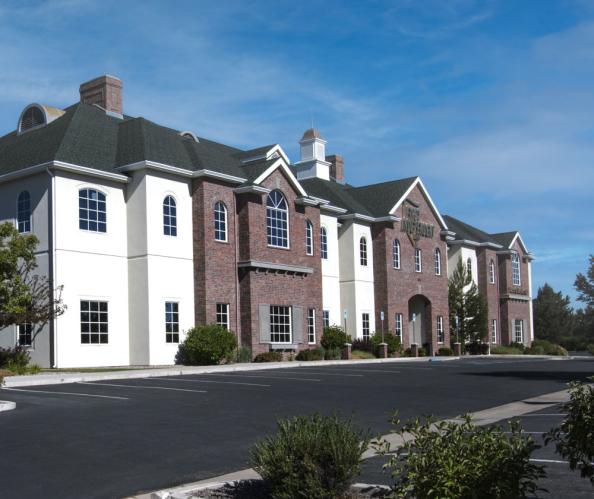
[{"left": 0, "top": 76, "right": 534, "bottom": 368}]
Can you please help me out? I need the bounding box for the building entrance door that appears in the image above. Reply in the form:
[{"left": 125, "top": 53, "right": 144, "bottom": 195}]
[{"left": 408, "top": 295, "right": 431, "bottom": 347}]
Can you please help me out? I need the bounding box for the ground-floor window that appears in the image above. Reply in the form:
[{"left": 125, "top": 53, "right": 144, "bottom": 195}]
[
  {"left": 437, "top": 316, "right": 444, "bottom": 344},
  {"left": 322, "top": 310, "right": 330, "bottom": 329},
  {"left": 18, "top": 323, "right": 32, "bottom": 347},
  {"left": 270, "top": 305, "right": 292, "bottom": 343},
  {"left": 394, "top": 313, "right": 402, "bottom": 341},
  {"left": 307, "top": 309, "right": 316, "bottom": 344},
  {"left": 491, "top": 319, "right": 497, "bottom": 343},
  {"left": 216, "top": 303, "right": 230, "bottom": 330},
  {"left": 80, "top": 300, "right": 108, "bottom": 344},
  {"left": 362, "top": 313, "right": 370, "bottom": 339},
  {"left": 165, "top": 302, "right": 179, "bottom": 343},
  {"left": 514, "top": 319, "right": 524, "bottom": 344}
]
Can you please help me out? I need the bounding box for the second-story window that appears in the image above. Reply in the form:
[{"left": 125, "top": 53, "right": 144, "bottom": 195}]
[
  {"left": 489, "top": 259, "right": 496, "bottom": 284},
  {"left": 320, "top": 226, "right": 328, "bottom": 259},
  {"left": 17, "top": 191, "right": 31, "bottom": 233},
  {"left": 415, "top": 248, "right": 422, "bottom": 272},
  {"left": 392, "top": 239, "right": 400, "bottom": 269},
  {"left": 79, "top": 188, "right": 106, "bottom": 233},
  {"left": 360, "top": 237, "right": 368, "bottom": 266},
  {"left": 163, "top": 195, "right": 177, "bottom": 236},
  {"left": 512, "top": 251, "right": 521, "bottom": 286},
  {"left": 306, "top": 220, "right": 313, "bottom": 255},
  {"left": 266, "top": 190, "right": 288, "bottom": 248},
  {"left": 434, "top": 248, "right": 441, "bottom": 275},
  {"left": 466, "top": 258, "right": 472, "bottom": 278},
  {"left": 214, "top": 201, "right": 227, "bottom": 242}
]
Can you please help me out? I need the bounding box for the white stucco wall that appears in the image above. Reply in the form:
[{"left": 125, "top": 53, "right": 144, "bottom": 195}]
[
  {"left": 447, "top": 245, "right": 477, "bottom": 287},
  {"left": 320, "top": 214, "right": 341, "bottom": 327}
]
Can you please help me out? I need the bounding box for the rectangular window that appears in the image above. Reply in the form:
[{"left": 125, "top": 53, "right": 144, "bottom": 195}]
[
  {"left": 514, "top": 319, "right": 524, "bottom": 344},
  {"left": 415, "top": 248, "right": 422, "bottom": 273},
  {"left": 512, "top": 252, "right": 521, "bottom": 286},
  {"left": 270, "top": 305, "right": 292, "bottom": 343},
  {"left": 79, "top": 189, "right": 106, "bottom": 233},
  {"left": 322, "top": 310, "right": 330, "bottom": 329},
  {"left": 80, "top": 300, "right": 108, "bottom": 344},
  {"left": 165, "top": 302, "right": 179, "bottom": 343},
  {"left": 307, "top": 309, "right": 316, "bottom": 344},
  {"left": 362, "top": 313, "right": 370, "bottom": 340},
  {"left": 395, "top": 313, "right": 402, "bottom": 341},
  {"left": 491, "top": 319, "right": 497, "bottom": 344},
  {"left": 216, "top": 303, "right": 230, "bottom": 330},
  {"left": 437, "top": 316, "right": 444, "bottom": 344},
  {"left": 18, "top": 323, "right": 33, "bottom": 347}
]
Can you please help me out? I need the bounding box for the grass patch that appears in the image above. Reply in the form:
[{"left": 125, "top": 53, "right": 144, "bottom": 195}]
[
  {"left": 352, "top": 349, "right": 376, "bottom": 360},
  {"left": 491, "top": 345, "right": 524, "bottom": 355}
]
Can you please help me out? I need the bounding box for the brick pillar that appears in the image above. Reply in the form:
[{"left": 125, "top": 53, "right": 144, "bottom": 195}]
[
  {"left": 411, "top": 344, "right": 419, "bottom": 357},
  {"left": 453, "top": 343, "right": 462, "bottom": 356},
  {"left": 342, "top": 343, "right": 352, "bottom": 360},
  {"left": 378, "top": 343, "right": 388, "bottom": 359}
]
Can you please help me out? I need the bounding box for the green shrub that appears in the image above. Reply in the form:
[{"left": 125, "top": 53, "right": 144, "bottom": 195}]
[
  {"left": 253, "top": 351, "right": 282, "bottom": 363},
  {"left": 588, "top": 344, "right": 594, "bottom": 356},
  {"left": 296, "top": 348, "right": 324, "bottom": 361},
  {"left": 492, "top": 345, "right": 524, "bottom": 355},
  {"left": 402, "top": 347, "right": 412, "bottom": 357},
  {"left": 324, "top": 347, "right": 342, "bottom": 360},
  {"left": 376, "top": 414, "right": 545, "bottom": 498},
  {"left": 237, "top": 346, "right": 252, "bottom": 363},
  {"left": 466, "top": 342, "right": 490, "bottom": 355},
  {"left": 510, "top": 341, "right": 527, "bottom": 353},
  {"left": 0, "top": 346, "right": 30, "bottom": 370},
  {"left": 417, "top": 346, "right": 427, "bottom": 357},
  {"left": 351, "top": 349, "right": 375, "bottom": 360},
  {"left": 321, "top": 326, "right": 350, "bottom": 350},
  {"left": 175, "top": 324, "right": 237, "bottom": 366},
  {"left": 545, "top": 378, "right": 594, "bottom": 486},
  {"left": 527, "top": 339, "right": 568, "bottom": 356},
  {"left": 437, "top": 347, "right": 454, "bottom": 356},
  {"left": 252, "top": 413, "right": 370, "bottom": 499},
  {"left": 371, "top": 331, "right": 403, "bottom": 356},
  {"left": 351, "top": 338, "right": 374, "bottom": 354}
]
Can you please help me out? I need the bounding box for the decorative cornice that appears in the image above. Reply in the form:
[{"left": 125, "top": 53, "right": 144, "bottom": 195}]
[{"left": 237, "top": 260, "right": 313, "bottom": 275}]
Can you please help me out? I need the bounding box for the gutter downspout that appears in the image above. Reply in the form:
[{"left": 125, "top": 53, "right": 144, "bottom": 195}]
[{"left": 46, "top": 166, "right": 58, "bottom": 368}]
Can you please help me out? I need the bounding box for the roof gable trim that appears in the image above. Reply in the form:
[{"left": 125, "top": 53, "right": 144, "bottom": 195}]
[
  {"left": 252, "top": 158, "right": 307, "bottom": 197},
  {"left": 388, "top": 177, "right": 448, "bottom": 230}
]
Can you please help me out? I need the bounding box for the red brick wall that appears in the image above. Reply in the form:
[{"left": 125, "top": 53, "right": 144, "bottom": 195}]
[
  {"left": 477, "top": 247, "right": 501, "bottom": 344},
  {"left": 372, "top": 184, "right": 449, "bottom": 354}
]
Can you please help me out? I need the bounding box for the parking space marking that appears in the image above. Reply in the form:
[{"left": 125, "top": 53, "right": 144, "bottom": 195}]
[
  {"left": 204, "top": 373, "right": 321, "bottom": 382},
  {"left": 153, "top": 377, "right": 270, "bottom": 387},
  {"left": 79, "top": 382, "right": 207, "bottom": 393},
  {"left": 521, "top": 413, "right": 566, "bottom": 417},
  {"left": 297, "top": 367, "right": 401, "bottom": 375},
  {"left": 276, "top": 369, "right": 364, "bottom": 377},
  {"left": 2, "top": 387, "right": 129, "bottom": 400}
]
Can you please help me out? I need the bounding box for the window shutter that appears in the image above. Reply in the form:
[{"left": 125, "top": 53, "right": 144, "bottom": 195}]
[
  {"left": 293, "top": 306, "right": 303, "bottom": 344},
  {"left": 259, "top": 304, "right": 270, "bottom": 344}
]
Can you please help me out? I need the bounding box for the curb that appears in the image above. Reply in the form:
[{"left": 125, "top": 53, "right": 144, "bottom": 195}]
[{"left": 0, "top": 400, "right": 16, "bottom": 412}]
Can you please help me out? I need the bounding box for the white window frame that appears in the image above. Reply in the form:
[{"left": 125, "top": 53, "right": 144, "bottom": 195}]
[
  {"left": 322, "top": 310, "right": 330, "bottom": 329},
  {"left": 360, "top": 237, "right": 368, "bottom": 266},
  {"left": 320, "top": 226, "right": 328, "bottom": 260},
  {"left": 306, "top": 220, "right": 313, "bottom": 255},
  {"left": 437, "top": 316, "right": 444, "bottom": 344},
  {"left": 79, "top": 188, "right": 107, "bottom": 233},
  {"left": 415, "top": 248, "right": 422, "bottom": 273},
  {"left": 165, "top": 301, "right": 180, "bottom": 343},
  {"left": 512, "top": 252, "right": 521, "bottom": 286},
  {"left": 17, "top": 191, "right": 32, "bottom": 234},
  {"left": 466, "top": 257, "right": 472, "bottom": 278},
  {"left": 266, "top": 190, "right": 289, "bottom": 249},
  {"left": 393, "top": 239, "right": 400, "bottom": 269},
  {"left": 270, "top": 305, "right": 292, "bottom": 344},
  {"left": 214, "top": 201, "right": 228, "bottom": 242},
  {"left": 395, "top": 313, "right": 402, "bottom": 341},
  {"left": 514, "top": 319, "right": 524, "bottom": 344},
  {"left": 491, "top": 319, "right": 497, "bottom": 343},
  {"left": 434, "top": 248, "right": 441, "bottom": 276},
  {"left": 80, "top": 300, "right": 108, "bottom": 344},
  {"left": 17, "top": 323, "right": 33, "bottom": 347},
  {"left": 362, "top": 313, "right": 370, "bottom": 339},
  {"left": 307, "top": 308, "right": 316, "bottom": 344},
  {"left": 489, "top": 260, "right": 496, "bottom": 284},
  {"left": 216, "top": 303, "right": 230, "bottom": 329}
]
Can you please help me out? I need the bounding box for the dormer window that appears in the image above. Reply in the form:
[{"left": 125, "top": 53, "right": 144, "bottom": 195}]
[{"left": 18, "top": 105, "right": 45, "bottom": 133}]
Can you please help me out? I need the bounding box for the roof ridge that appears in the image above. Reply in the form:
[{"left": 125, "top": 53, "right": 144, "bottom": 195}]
[{"left": 346, "top": 175, "right": 418, "bottom": 191}]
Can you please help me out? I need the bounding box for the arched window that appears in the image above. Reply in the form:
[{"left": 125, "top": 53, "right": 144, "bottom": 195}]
[
  {"left": 79, "top": 188, "right": 106, "bottom": 233},
  {"left": 266, "top": 190, "right": 288, "bottom": 248},
  {"left": 392, "top": 240, "right": 400, "bottom": 269},
  {"left": 511, "top": 251, "right": 521, "bottom": 286},
  {"left": 19, "top": 106, "right": 45, "bottom": 133},
  {"left": 163, "top": 195, "right": 177, "bottom": 236},
  {"left": 466, "top": 258, "right": 472, "bottom": 277},
  {"left": 306, "top": 220, "right": 313, "bottom": 255},
  {"left": 320, "top": 226, "right": 328, "bottom": 259},
  {"left": 17, "top": 191, "right": 31, "bottom": 233},
  {"left": 434, "top": 248, "right": 441, "bottom": 275},
  {"left": 415, "top": 248, "right": 422, "bottom": 272},
  {"left": 359, "top": 237, "right": 368, "bottom": 266},
  {"left": 489, "top": 259, "right": 496, "bottom": 284},
  {"left": 214, "top": 201, "right": 227, "bottom": 242}
]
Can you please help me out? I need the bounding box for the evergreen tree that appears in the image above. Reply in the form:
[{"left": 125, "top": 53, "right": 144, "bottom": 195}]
[
  {"left": 533, "top": 283, "right": 574, "bottom": 343},
  {"left": 575, "top": 255, "right": 594, "bottom": 307},
  {"left": 573, "top": 256, "right": 594, "bottom": 345}
]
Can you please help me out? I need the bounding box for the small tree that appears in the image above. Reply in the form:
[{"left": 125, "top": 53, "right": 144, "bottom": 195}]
[
  {"left": 320, "top": 325, "right": 350, "bottom": 350},
  {"left": 574, "top": 255, "right": 594, "bottom": 307},
  {"left": 0, "top": 222, "right": 65, "bottom": 340}
]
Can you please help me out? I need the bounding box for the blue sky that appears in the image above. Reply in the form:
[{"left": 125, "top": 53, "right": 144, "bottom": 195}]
[{"left": 0, "top": 0, "right": 592, "bottom": 304}]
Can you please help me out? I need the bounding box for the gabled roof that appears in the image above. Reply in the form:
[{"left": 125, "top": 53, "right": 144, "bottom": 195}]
[
  {"left": 347, "top": 177, "right": 417, "bottom": 217},
  {"left": 490, "top": 231, "right": 517, "bottom": 248},
  {"left": 298, "top": 177, "right": 373, "bottom": 217},
  {"left": 443, "top": 215, "right": 500, "bottom": 246}
]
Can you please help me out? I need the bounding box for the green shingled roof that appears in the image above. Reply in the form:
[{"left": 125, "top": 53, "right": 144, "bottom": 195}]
[{"left": 490, "top": 231, "right": 518, "bottom": 248}]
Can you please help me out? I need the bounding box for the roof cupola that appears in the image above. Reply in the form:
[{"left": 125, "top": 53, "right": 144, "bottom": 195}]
[{"left": 292, "top": 127, "right": 332, "bottom": 181}]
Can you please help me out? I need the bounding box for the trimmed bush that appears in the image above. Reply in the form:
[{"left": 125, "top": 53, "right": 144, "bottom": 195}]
[
  {"left": 352, "top": 349, "right": 375, "bottom": 360},
  {"left": 510, "top": 341, "right": 527, "bottom": 353},
  {"left": 237, "top": 346, "right": 252, "bottom": 363},
  {"left": 437, "top": 347, "right": 454, "bottom": 356},
  {"left": 252, "top": 413, "right": 370, "bottom": 499},
  {"left": 417, "top": 346, "right": 427, "bottom": 357},
  {"left": 371, "top": 331, "right": 403, "bottom": 356},
  {"left": 253, "top": 351, "right": 282, "bottom": 363},
  {"left": 527, "top": 339, "right": 568, "bottom": 356},
  {"left": 175, "top": 324, "right": 237, "bottom": 366},
  {"left": 321, "top": 326, "right": 350, "bottom": 350},
  {"left": 0, "top": 346, "right": 30, "bottom": 370},
  {"left": 377, "top": 414, "right": 546, "bottom": 498},
  {"left": 296, "top": 348, "right": 324, "bottom": 361},
  {"left": 466, "top": 342, "right": 490, "bottom": 355},
  {"left": 324, "top": 347, "right": 342, "bottom": 360},
  {"left": 588, "top": 344, "right": 594, "bottom": 356},
  {"left": 492, "top": 345, "right": 524, "bottom": 355}
]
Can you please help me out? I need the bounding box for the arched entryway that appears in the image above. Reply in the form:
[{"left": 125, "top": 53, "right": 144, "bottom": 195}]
[{"left": 408, "top": 295, "right": 432, "bottom": 350}]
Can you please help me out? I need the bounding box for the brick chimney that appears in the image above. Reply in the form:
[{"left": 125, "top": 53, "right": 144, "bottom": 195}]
[
  {"left": 79, "top": 75, "right": 123, "bottom": 116},
  {"left": 326, "top": 154, "right": 344, "bottom": 183}
]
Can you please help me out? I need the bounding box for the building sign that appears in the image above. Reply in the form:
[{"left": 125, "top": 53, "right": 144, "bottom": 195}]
[{"left": 401, "top": 203, "right": 434, "bottom": 242}]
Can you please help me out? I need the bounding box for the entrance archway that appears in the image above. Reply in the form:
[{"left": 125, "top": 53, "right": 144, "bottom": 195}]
[{"left": 408, "top": 295, "right": 432, "bottom": 349}]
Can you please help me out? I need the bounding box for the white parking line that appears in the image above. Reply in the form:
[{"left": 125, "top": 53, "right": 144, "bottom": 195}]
[
  {"left": 276, "top": 369, "right": 364, "bottom": 377},
  {"left": 521, "top": 413, "right": 566, "bottom": 417},
  {"left": 2, "top": 387, "right": 129, "bottom": 400},
  {"left": 299, "top": 368, "right": 401, "bottom": 374},
  {"left": 153, "top": 377, "right": 270, "bottom": 387},
  {"left": 204, "top": 373, "right": 321, "bottom": 382},
  {"left": 79, "top": 382, "right": 207, "bottom": 393}
]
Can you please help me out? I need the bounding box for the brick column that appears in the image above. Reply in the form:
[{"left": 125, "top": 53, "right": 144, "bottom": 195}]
[
  {"left": 411, "top": 343, "right": 419, "bottom": 357},
  {"left": 342, "top": 343, "right": 352, "bottom": 360},
  {"left": 378, "top": 343, "right": 388, "bottom": 359},
  {"left": 453, "top": 343, "right": 462, "bottom": 356}
]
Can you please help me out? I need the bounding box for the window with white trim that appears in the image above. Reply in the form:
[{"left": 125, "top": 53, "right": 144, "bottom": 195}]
[
  {"left": 434, "top": 248, "right": 441, "bottom": 275},
  {"left": 320, "top": 226, "right": 328, "bottom": 259},
  {"left": 322, "top": 310, "right": 330, "bottom": 329},
  {"left": 266, "top": 190, "right": 288, "bottom": 248},
  {"left": 214, "top": 201, "right": 227, "bottom": 242},
  {"left": 466, "top": 258, "right": 472, "bottom": 277},
  {"left": 18, "top": 323, "right": 32, "bottom": 347},
  {"left": 80, "top": 300, "right": 108, "bottom": 344},
  {"left": 270, "top": 305, "right": 291, "bottom": 343},
  {"left": 514, "top": 319, "right": 524, "bottom": 344},
  {"left": 17, "top": 191, "right": 31, "bottom": 233},
  {"left": 165, "top": 302, "right": 179, "bottom": 343},
  {"left": 491, "top": 319, "right": 497, "bottom": 343},
  {"left": 163, "top": 195, "right": 177, "bottom": 236},
  {"left": 306, "top": 220, "right": 313, "bottom": 255},
  {"left": 512, "top": 252, "right": 521, "bottom": 286},
  {"left": 395, "top": 313, "right": 402, "bottom": 341},
  {"left": 414, "top": 248, "right": 422, "bottom": 273},
  {"left": 362, "top": 313, "right": 370, "bottom": 339},
  {"left": 216, "top": 303, "right": 230, "bottom": 330},
  {"left": 360, "top": 237, "right": 368, "bottom": 266},
  {"left": 79, "top": 189, "right": 106, "bottom": 233},
  {"left": 489, "top": 259, "right": 496, "bottom": 284},
  {"left": 307, "top": 308, "right": 316, "bottom": 344},
  {"left": 392, "top": 240, "right": 400, "bottom": 269},
  {"left": 437, "top": 316, "right": 444, "bottom": 344}
]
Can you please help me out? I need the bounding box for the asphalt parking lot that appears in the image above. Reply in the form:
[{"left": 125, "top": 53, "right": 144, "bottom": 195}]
[{"left": 1, "top": 357, "right": 593, "bottom": 499}]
